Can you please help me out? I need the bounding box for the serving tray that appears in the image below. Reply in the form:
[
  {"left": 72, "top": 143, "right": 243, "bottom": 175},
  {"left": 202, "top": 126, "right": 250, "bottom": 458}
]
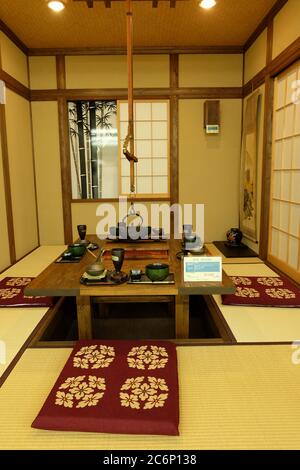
[
  {"left": 80, "top": 271, "right": 128, "bottom": 285},
  {"left": 55, "top": 252, "right": 85, "bottom": 263},
  {"left": 128, "top": 273, "right": 175, "bottom": 284}
]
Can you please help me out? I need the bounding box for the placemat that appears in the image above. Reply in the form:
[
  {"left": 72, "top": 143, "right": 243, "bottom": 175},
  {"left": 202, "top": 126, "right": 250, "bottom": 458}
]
[
  {"left": 222, "top": 276, "right": 300, "bottom": 307},
  {"left": 213, "top": 241, "right": 258, "bottom": 258},
  {"left": 32, "top": 340, "right": 179, "bottom": 435},
  {"left": 0, "top": 277, "right": 53, "bottom": 307}
]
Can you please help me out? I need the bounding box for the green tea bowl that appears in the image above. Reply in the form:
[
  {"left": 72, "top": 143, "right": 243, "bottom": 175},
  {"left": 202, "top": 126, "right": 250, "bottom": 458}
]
[
  {"left": 68, "top": 243, "right": 86, "bottom": 257},
  {"left": 145, "top": 263, "right": 169, "bottom": 282}
]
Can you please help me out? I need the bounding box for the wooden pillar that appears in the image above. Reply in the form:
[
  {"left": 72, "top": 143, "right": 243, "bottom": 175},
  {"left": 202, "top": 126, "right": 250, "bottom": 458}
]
[
  {"left": 57, "top": 56, "right": 73, "bottom": 244},
  {"left": 175, "top": 294, "right": 189, "bottom": 339},
  {"left": 76, "top": 296, "right": 93, "bottom": 339}
]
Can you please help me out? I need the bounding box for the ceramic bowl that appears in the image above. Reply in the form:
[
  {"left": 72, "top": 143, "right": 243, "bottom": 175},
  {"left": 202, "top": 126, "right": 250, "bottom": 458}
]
[
  {"left": 85, "top": 263, "right": 105, "bottom": 276},
  {"left": 68, "top": 243, "right": 86, "bottom": 257},
  {"left": 145, "top": 263, "right": 169, "bottom": 282}
]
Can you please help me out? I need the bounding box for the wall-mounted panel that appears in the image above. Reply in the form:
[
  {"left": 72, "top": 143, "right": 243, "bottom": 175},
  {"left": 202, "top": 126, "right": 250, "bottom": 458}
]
[
  {"left": 179, "top": 99, "right": 242, "bottom": 242},
  {"left": 0, "top": 32, "right": 28, "bottom": 86},
  {"left": 179, "top": 54, "right": 243, "bottom": 88},
  {"left": 31, "top": 101, "right": 64, "bottom": 245},
  {"left": 273, "top": 0, "right": 300, "bottom": 59},
  {"left": 5, "top": 90, "right": 38, "bottom": 259},
  {"left": 66, "top": 55, "right": 127, "bottom": 89},
  {"left": 0, "top": 132, "right": 10, "bottom": 271},
  {"left": 133, "top": 55, "right": 169, "bottom": 88},
  {"left": 244, "top": 29, "right": 267, "bottom": 84},
  {"left": 29, "top": 56, "right": 57, "bottom": 90},
  {"left": 66, "top": 55, "right": 170, "bottom": 89}
]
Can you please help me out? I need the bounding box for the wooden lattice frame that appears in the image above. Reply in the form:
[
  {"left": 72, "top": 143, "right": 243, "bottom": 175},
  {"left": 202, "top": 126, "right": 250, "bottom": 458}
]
[{"left": 73, "top": 0, "right": 188, "bottom": 8}]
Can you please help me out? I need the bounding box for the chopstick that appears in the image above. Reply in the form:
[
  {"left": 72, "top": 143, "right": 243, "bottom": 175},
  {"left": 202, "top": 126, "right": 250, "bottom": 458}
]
[{"left": 87, "top": 249, "right": 97, "bottom": 258}]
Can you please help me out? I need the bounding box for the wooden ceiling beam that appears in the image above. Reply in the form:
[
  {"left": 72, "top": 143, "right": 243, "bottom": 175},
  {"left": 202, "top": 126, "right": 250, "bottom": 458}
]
[{"left": 73, "top": 0, "right": 185, "bottom": 7}]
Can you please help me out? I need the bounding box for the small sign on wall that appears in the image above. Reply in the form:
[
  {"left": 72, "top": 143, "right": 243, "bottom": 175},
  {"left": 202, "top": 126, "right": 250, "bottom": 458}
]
[
  {"left": 0, "top": 80, "right": 6, "bottom": 104},
  {"left": 183, "top": 256, "right": 222, "bottom": 282},
  {"left": 204, "top": 100, "right": 220, "bottom": 134}
]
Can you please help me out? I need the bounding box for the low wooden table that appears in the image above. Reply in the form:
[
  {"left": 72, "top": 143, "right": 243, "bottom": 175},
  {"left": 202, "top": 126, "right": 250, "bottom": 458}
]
[{"left": 25, "top": 237, "right": 235, "bottom": 340}]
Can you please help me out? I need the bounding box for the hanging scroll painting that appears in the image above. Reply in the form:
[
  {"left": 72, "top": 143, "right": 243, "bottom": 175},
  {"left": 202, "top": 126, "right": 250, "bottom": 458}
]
[{"left": 240, "top": 91, "right": 261, "bottom": 242}]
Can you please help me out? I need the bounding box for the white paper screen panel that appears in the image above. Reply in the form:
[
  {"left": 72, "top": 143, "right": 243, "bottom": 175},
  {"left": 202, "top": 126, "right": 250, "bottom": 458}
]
[
  {"left": 118, "top": 101, "right": 169, "bottom": 197},
  {"left": 268, "top": 60, "right": 300, "bottom": 281},
  {"left": 289, "top": 236, "right": 299, "bottom": 269},
  {"left": 284, "top": 105, "right": 295, "bottom": 137},
  {"left": 282, "top": 138, "right": 293, "bottom": 168},
  {"left": 293, "top": 136, "right": 300, "bottom": 167},
  {"left": 295, "top": 105, "right": 300, "bottom": 134}
]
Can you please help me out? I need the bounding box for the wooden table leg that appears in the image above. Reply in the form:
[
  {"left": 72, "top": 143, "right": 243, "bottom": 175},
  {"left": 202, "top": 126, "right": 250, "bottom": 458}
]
[
  {"left": 175, "top": 294, "right": 189, "bottom": 339},
  {"left": 76, "top": 296, "right": 92, "bottom": 340}
]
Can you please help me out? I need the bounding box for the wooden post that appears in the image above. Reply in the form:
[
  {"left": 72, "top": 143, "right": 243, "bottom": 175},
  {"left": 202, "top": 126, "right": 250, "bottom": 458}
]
[
  {"left": 175, "top": 294, "right": 189, "bottom": 339},
  {"left": 76, "top": 296, "right": 93, "bottom": 339},
  {"left": 126, "top": 0, "right": 135, "bottom": 193}
]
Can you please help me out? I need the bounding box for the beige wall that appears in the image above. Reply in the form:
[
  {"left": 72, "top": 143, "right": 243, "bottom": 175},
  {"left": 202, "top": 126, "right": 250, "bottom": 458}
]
[
  {"left": 241, "top": 85, "right": 265, "bottom": 254},
  {"left": 0, "top": 131, "right": 11, "bottom": 271},
  {"left": 179, "top": 54, "right": 243, "bottom": 87},
  {"left": 0, "top": 32, "right": 28, "bottom": 86},
  {"left": 273, "top": 0, "right": 300, "bottom": 59},
  {"left": 179, "top": 99, "right": 242, "bottom": 242},
  {"left": 29, "top": 56, "right": 57, "bottom": 90},
  {"left": 31, "top": 101, "right": 64, "bottom": 245},
  {"left": 244, "top": 29, "right": 267, "bottom": 83},
  {"left": 66, "top": 55, "right": 169, "bottom": 89},
  {"left": 5, "top": 90, "right": 38, "bottom": 260}
]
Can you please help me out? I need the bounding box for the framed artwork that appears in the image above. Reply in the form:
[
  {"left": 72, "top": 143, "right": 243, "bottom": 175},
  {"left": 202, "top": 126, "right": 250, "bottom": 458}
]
[{"left": 240, "top": 91, "right": 261, "bottom": 242}]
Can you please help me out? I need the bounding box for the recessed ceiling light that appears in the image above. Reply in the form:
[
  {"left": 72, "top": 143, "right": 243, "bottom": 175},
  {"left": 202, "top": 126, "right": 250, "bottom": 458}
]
[
  {"left": 199, "top": 0, "right": 216, "bottom": 9},
  {"left": 48, "top": 1, "right": 65, "bottom": 12}
]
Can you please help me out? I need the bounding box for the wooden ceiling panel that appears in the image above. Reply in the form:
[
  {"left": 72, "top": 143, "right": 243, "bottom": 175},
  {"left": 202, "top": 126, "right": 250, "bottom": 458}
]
[{"left": 0, "top": 0, "right": 277, "bottom": 49}]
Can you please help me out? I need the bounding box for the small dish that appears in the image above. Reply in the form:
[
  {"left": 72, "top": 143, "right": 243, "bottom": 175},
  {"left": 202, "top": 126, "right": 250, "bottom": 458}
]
[{"left": 130, "top": 269, "right": 142, "bottom": 281}]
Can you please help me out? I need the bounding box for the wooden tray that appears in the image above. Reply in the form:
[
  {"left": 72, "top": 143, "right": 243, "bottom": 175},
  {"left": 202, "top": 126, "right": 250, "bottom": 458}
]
[
  {"left": 103, "top": 249, "right": 168, "bottom": 260},
  {"left": 106, "top": 237, "right": 167, "bottom": 243}
]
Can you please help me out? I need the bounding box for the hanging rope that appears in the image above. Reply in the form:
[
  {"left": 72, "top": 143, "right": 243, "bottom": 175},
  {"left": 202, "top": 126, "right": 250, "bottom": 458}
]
[{"left": 123, "top": 0, "right": 138, "bottom": 194}]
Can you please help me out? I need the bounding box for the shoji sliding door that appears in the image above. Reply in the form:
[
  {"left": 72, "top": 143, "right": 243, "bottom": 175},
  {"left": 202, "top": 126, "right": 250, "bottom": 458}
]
[{"left": 268, "top": 60, "right": 300, "bottom": 282}]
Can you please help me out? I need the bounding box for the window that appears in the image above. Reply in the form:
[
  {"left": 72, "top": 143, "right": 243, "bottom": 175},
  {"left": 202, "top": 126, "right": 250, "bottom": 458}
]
[
  {"left": 68, "top": 99, "right": 170, "bottom": 200},
  {"left": 268, "top": 61, "right": 300, "bottom": 282},
  {"left": 68, "top": 100, "right": 118, "bottom": 199},
  {"left": 119, "top": 101, "right": 170, "bottom": 197}
]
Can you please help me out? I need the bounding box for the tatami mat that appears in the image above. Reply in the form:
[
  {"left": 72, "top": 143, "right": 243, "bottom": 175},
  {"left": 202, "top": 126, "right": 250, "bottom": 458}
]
[
  {"left": 0, "top": 345, "right": 300, "bottom": 449},
  {"left": 214, "top": 264, "right": 300, "bottom": 343},
  {"left": 0, "top": 246, "right": 66, "bottom": 280},
  {"left": 0, "top": 245, "right": 66, "bottom": 378}
]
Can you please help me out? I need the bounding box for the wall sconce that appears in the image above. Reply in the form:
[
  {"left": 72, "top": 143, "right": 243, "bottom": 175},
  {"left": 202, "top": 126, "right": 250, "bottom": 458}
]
[{"left": 204, "top": 100, "right": 220, "bottom": 134}]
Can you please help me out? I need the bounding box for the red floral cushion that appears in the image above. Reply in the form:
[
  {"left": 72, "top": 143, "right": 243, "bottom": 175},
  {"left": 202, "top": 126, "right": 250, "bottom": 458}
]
[
  {"left": 32, "top": 340, "right": 179, "bottom": 435},
  {"left": 222, "top": 276, "right": 300, "bottom": 307},
  {"left": 0, "top": 277, "right": 53, "bottom": 307}
]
